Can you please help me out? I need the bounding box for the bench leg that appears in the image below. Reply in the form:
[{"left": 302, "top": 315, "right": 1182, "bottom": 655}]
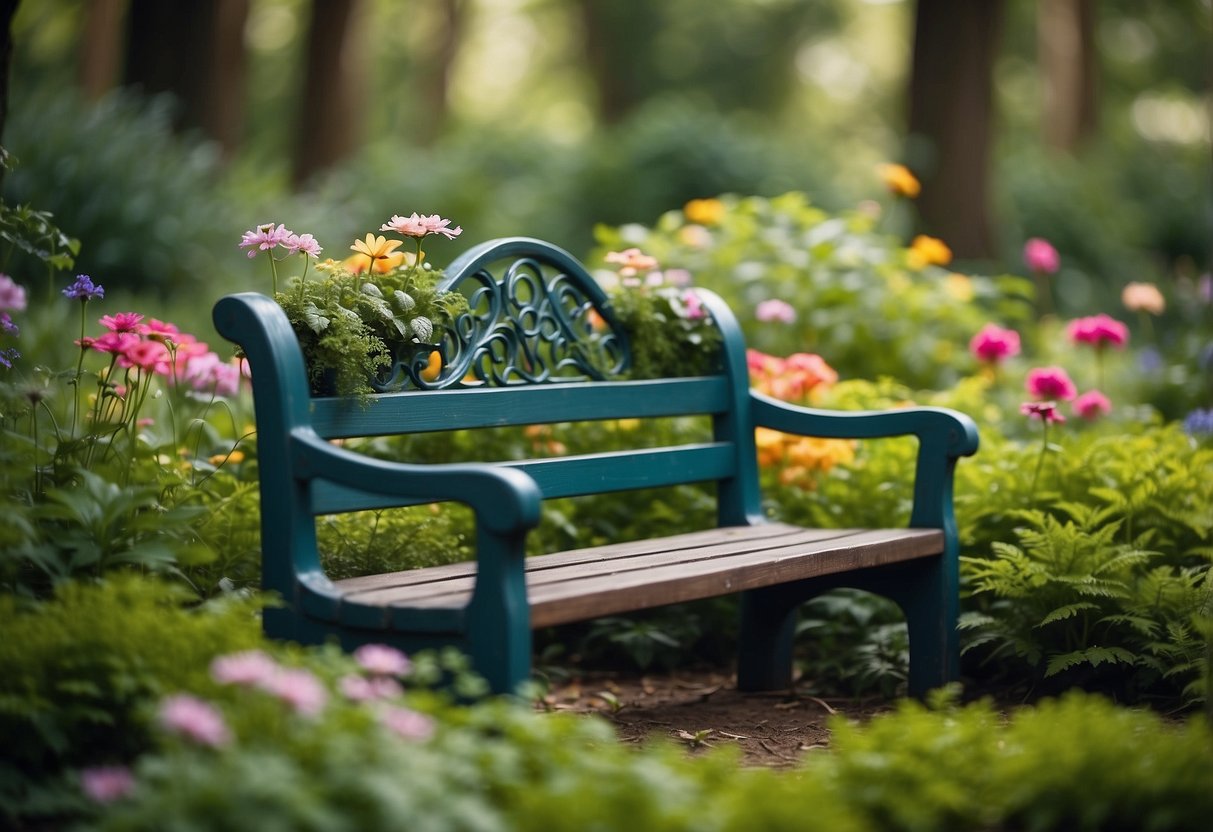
[
  {"left": 878, "top": 558, "right": 958, "bottom": 698},
  {"left": 736, "top": 585, "right": 800, "bottom": 691}
]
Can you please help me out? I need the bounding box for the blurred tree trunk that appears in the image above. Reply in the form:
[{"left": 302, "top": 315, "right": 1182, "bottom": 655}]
[
  {"left": 906, "top": 0, "right": 1005, "bottom": 260},
  {"left": 577, "top": 0, "right": 653, "bottom": 125},
  {"left": 1038, "top": 0, "right": 1098, "bottom": 152},
  {"left": 78, "top": 0, "right": 126, "bottom": 101},
  {"left": 0, "top": 0, "right": 18, "bottom": 160},
  {"left": 414, "top": 0, "right": 465, "bottom": 146},
  {"left": 292, "top": 0, "right": 368, "bottom": 187},
  {"left": 123, "top": 0, "right": 249, "bottom": 159}
]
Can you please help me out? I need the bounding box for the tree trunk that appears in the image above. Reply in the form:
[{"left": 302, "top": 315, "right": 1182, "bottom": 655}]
[
  {"left": 292, "top": 0, "right": 368, "bottom": 187},
  {"left": 414, "top": 0, "right": 465, "bottom": 146},
  {"left": 0, "top": 0, "right": 19, "bottom": 161},
  {"left": 78, "top": 0, "right": 126, "bottom": 101},
  {"left": 1038, "top": 0, "right": 1098, "bottom": 152},
  {"left": 123, "top": 0, "right": 249, "bottom": 158},
  {"left": 906, "top": 0, "right": 1005, "bottom": 260}
]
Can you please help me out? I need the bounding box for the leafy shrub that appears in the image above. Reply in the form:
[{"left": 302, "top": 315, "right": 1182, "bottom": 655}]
[
  {"left": 591, "top": 192, "right": 1033, "bottom": 390},
  {"left": 0, "top": 577, "right": 264, "bottom": 826},
  {"left": 3, "top": 87, "right": 232, "bottom": 296}
]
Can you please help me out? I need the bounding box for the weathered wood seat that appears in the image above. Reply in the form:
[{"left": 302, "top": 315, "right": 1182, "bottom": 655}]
[{"left": 213, "top": 237, "right": 979, "bottom": 696}]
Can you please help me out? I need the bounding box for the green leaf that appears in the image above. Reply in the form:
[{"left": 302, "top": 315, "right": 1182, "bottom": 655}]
[
  {"left": 1037, "top": 602, "right": 1099, "bottom": 627},
  {"left": 302, "top": 303, "right": 330, "bottom": 334}
]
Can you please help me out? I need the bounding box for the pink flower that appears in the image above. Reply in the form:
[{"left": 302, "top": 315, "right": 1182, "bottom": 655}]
[
  {"left": 283, "top": 232, "right": 323, "bottom": 258},
  {"left": 80, "top": 766, "right": 136, "bottom": 803},
  {"left": 1073, "top": 389, "right": 1111, "bottom": 421},
  {"left": 157, "top": 694, "right": 232, "bottom": 748},
  {"left": 354, "top": 644, "right": 412, "bottom": 677},
  {"left": 89, "top": 332, "right": 138, "bottom": 354},
  {"left": 0, "top": 274, "right": 27, "bottom": 312},
  {"left": 755, "top": 299, "right": 796, "bottom": 324},
  {"left": 183, "top": 352, "right": 242, "bottom": 396},
  {"left": 381, "top": 213, "right": 462, "bottom": 240},
  {"left": 260, "top": 667, "right": 329, "bottom": 717},
  {"left": 664, "top": 269, "right": 693, "bottom": 287},
  {"left": 969, "top": 323, "right": 1021, "bottom": 364},
  {"left": 99, "top": 312, "right": 145, "bottom": 333},
  {"left": 1067, "top": 314, "right": 1129, "bottom": 350},
  {"left": 119, "top": 340, "right": 169, "bottom": 372},
  {"left": 604, "top": 248, "right": 659, "bottom": 277},
  {"left": 1020, "top": 401, "right": 1066, "bottom": 424},
  {"left": 379, "top": 705, "right": 435, "bottom": 741},
  {"left": 239, "top": 223, "right": 292, "bottom": 258},
  {"left": 1023, "top": 238, "right": 1060, "bottom": 274},
  {"left": 1025, "top": 366, "right": 1077, "bottom": 401},
  {"left": 339, "top": 674, "right": 404, "bottom": 702},
  {"left": 139, "top": 318, "right": 182, "bottom": 343},
  {"left": 210, "top": 650, "right": 279, "bottom": 687},
  {"left": 682, "top": 290, "right": 706, "bottom": 320}
]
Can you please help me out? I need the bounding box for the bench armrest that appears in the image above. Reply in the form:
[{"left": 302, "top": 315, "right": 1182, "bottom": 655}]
[
  {"left": 749, "top": 391, "right": 978, "bottom": 529},
  {"left": 291, "top": 429, "right": 542, "bottom": 537}
]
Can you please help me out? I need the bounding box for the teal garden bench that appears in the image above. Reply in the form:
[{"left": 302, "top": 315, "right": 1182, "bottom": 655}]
[{"left": 213, "top": 237, "right": 979, "bottom": 696}]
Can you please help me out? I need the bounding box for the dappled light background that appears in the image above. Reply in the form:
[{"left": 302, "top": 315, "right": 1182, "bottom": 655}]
[{"left": 3, "top": 0, "right": 1210, "bottom": 329}]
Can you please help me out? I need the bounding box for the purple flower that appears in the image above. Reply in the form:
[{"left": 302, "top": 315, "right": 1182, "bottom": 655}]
[
  {"left": 1, "top": 312, "right": 18, "bottom": 336},
  {"left": 63, "top": 274, "right": 104, "bottom": 301},
  {"left": 157, "top": 694, "right": 232, "bottom": 748},
  {"left": 354, "top": 644, "right": 412, "bottom": 677},
  {"left": 1184, "top": 408, "right": 1213, "bottom": 437},
  {"left": 0, "top": 274, "right": 26, "bottom": 312},
  {"left": 80, "top": 766, "right": 136, "bottom": 804},
  {"left": 0, "top": 347, "right": 20, "bottom": 369}
]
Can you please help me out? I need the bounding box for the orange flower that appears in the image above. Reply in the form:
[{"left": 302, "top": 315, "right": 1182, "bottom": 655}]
[
  {"left": 907, "top": 235, "right": 952, "bottom": 269},
  {"left": 878, "top": 163, "right": 921, "bottom": 198},
  {"left": 420, "top": 351, "right": 443, "bottom": 382},
  {"left": 684, "top": 198, "right": 726, "bottom": 226},
  {"left": 1121, "top": 282, "right": 1165, "bottom": 315},
  {"left": 347, "top": 234, "right": 406, "bottom": 274}
]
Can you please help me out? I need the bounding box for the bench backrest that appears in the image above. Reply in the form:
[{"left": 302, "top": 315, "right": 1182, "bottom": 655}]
[{"left": 214, "top": 238, "right": 764, "bottom": 540}]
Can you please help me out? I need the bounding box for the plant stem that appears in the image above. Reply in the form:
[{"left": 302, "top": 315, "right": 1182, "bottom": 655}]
[
  {"left": 70, "top": 301, "right": 87, "bottom": 439},
  {"left": 1029, "top": 420, "right": 1049, "bottom": 502}
]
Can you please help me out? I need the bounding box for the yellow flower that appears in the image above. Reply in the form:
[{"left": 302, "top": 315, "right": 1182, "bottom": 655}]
[
  {"left": 1121, "top": 281, "right": 1165, "bottom": 315},
  {"left": 944, "top": 273, "right": 974, "bottom": 302},
  {"left": 878, "top": 163, "right": 921, "bottom": 199},
  {"left": 347, "top": 234, "right": 406, "bottom": 274},
  {"left": 907, "top": 235, "right": 952, "bottom": 269},
  {"left": 209, "top": 450, "right": 245, "bottom": 465},
  {"left": 420, "top": 351, "right": 443, "bottom": 382},
  {"left": 684, "top": 198, "right": 726, "bottom": 226}
]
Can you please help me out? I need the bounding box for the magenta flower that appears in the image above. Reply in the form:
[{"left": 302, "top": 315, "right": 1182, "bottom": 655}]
[
  {"left": 261, "top": 667, "right": 329, "bottom": 717},
  {"left": 381, "top": 213, "right": 462, "bottom": 240},
  {"left": 238, "top": 223, "right": 292, "bottom": 258},
  {"left": 354, "top": 643, "right": 412, "bottom": 677},
  {"left": 1023, "top": 238, "right": 1060, "bottom": 274},
  {"left": 99, "top": 312, "right": 144, "bottom": 333},
  {"left": 1067, "top": 314, "right": 1129, "bottom": 350},
  {"left": 682, "top": 290, "right": 706, "bottom": 320},
  {"left": 63, "top": 275, "right": 104, "bottom": 301},
  {"left": 119, "top": 340, "right": 169, "bottom": 372},
  {"left": 80, "top": 766, "right": 136, "bottom": 804},
  {"left": 0, "top": 274, "right": 27, "bottom": 312},
  {"left": 379, "top": 705, "right": 436, "bottom": 741},
  {"left": 139, "top": 318, "right": 182, "bottom": 343},
  {"left": 755, "top": 298, "right": 796, "bottom": 324},
  {"left": 283, "top": 232, "right": 323, "bottom": 258},
  {"left": 210, "top": 650, "right": 279, "bottom": 687},
  {"left": 88, "top": 331, "right": 138, "bottom": 355},
  {"left": 157, "top": 694, "right": 232, "bottom": 748},
  {"left": 183, "top": 352, "right": 242, "bottom": 396},
  {"left": 1025, "top": 366, "right": 1077, "bottom": 401},
  {"left": 969, "top": 323, "right": 1021, "bottom": 364},
  {"left": 1073, "top": 390, "right": 1111, "bottom": 421},
  {"left": 1020, "top": 401, "right": 1067, "bottom": 424}
]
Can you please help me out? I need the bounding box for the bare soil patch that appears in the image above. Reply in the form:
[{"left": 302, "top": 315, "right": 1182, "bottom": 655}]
[{"left": 538, "top": 669, "right": 893, "bottom": 768}]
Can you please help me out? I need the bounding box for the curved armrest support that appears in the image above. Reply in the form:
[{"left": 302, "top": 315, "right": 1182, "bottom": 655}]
[
  {"left": 290, "top": 429, "right": 543, "bottom": 536},
  {"left": 750, "top": 391, "right": 979, "bottom": 530}
]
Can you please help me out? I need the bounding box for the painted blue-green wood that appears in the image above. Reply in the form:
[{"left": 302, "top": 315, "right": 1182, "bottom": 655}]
[
  {"left": 214, "top": 236, "right": 979, "bottom": 697},
  {"left": 310, "top": 377, "right": 729, "bottom": 439}
]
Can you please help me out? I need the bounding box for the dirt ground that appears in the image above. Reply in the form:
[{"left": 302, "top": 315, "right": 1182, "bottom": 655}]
[{"left": 537, "top": 669, "right": 892, "bottom": 768}]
